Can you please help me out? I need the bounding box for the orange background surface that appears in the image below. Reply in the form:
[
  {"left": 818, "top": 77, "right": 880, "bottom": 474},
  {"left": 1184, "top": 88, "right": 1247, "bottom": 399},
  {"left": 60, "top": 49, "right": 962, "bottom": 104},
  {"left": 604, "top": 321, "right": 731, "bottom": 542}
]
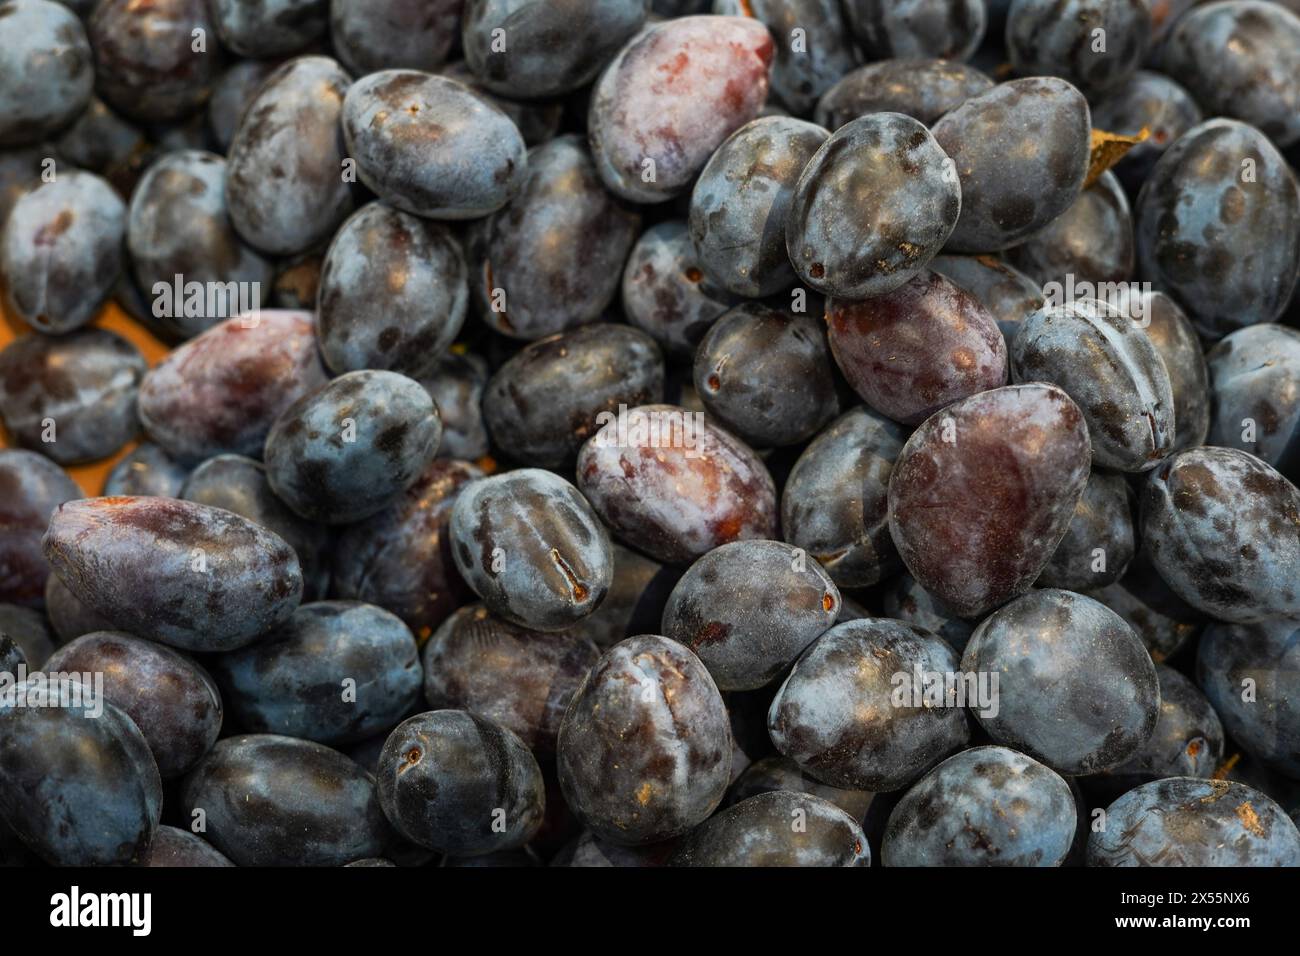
[{"left": 0, "top": 300, "right": 171, "bottom": 496}]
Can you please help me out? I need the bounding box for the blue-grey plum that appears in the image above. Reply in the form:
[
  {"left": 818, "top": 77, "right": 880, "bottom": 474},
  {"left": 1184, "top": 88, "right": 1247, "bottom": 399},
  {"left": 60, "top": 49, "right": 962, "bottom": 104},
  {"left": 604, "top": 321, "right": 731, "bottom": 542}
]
[
  {"left": 439, "top": 59, "right": 564, "bottom": 147},
  {"left": 208, "top": 0, "right": 326, "bottom": 58},
  {"left": 210, "top": 601, "right": 422, "bottom": 746},
  {"left": 1037, "top": 469, "right": 1136, "bottom": 591},
  {"left": 317, "top": 202, "right": 467, "bottom": 377},
  {"left": 769, "top": 618, "right": 970, "bottom": 791},
  {"left": 126, "top": 150, "right": 272, "bottom": 339},
  {"left": 1141, "top": 290, "right": 1211, "bottom": 453},
  {"left": 932, "top": 77, "right": 1091, "bottom": 253},
  {"left": 181, "top": 734, "right": 394, "bottom": 866},
  {"left": 0, "top": 0, "right": 93, "bottom": 146},
  {"left": 1198, "top": 619, "right": 1299, "bottom": 779},
  {"left": 376, "top": 710, "right": 545, "bottom": 856},
  {"left": 342, "top": 70, "right": 526, "bottom": 220},
  {"left": 138, "top": 311, "right": 328, "bottom": 465},
  {"left": 781, "top": 406, "right": 906, "bottom": 588},
  {"left": 1090, "top": 71, "right": 1203, "bottom": 193},
  {"left": 0, "top": 328, "right": 145, "bottom": 465},
  {"left": 0, "top": 635, "right": 23, "bottom": 676},
  {"left": 671, "top": 790, "right": 870, "bottom": 866},
  {"left": 45, "top": 631, "right": 222, "bottom": 778},
  {"left": 103, "top": 443, "right": 189, "bottom": 497},
  {"left": 263, "top": 370, "right": 442, "bottom": 525},
  {"left": 1086, "top": 548, "right": 1205, "bottom": 663},
  {"left": 815, "top": 58, "right": 992, "bottom": 130},
  {"left": 0, "top": 449, "right": 80, "bottom": 607},
  {"left": 225, "top": 56, "right": 354, "bottom": 256},
  {"left": 587, "top": 15, "right": 773, "bottom": 203},
  {"left": 0, "top": 687, "right": 161, "bottom": 866},
  {"left": 1141, "top": 447, "right": 1300, "bottom": 623},
  {"left": 0, "top": 145, "right": 50, "bottom": 226},
  {"left": 662, "top": 539, "right": 839, "bottom": 691},
  {"left": 449, "top": 468, "right": 612, "bottom": 630},
  {"left": 1088, "top": 777, "right": 1300, "bottom": 865},
  {"left": 786, "top": 114, "right": 960, "bottom": 298},
  {"left": 567, "top": 544, "right": 677, "bottom": 649},
  {"left": 1011, "top": 298, "right": 1176, "bottom": 472},
  {"left": 140, "top": 826, "right": 235, "bottom": 867},
  {"left": 1, "top": 170, "right": 124, "bottom": 333},
  {"left": 880, "top": 571, "right": 975, "bottom": 655},
  {"left": 418, "top": 354, "right": 490, "bottom": 461},
  {"left": 1206, "top": 324, "right": 1300, "bottom": 479},
  {"left": 43, "top": 496, "right": 303, "bottom": 652},
  {"left": 844, "top": 0, "right": 985, "bottom": 61},
  {"left": 883, "top": 746, "right": 1076, "bottom": 866},
  {"left": 557, "top": 635, "right": 731, "bottom": 844},
  {"left": 929, "top": 253, "right": 1044, "bottom": 346},
  {"left": 694, "top": 304, "right": 840, "bottom": 446},
  {"left": 887, "top": 384, "right": 1091, "bottom": 618},
  {"left": 1005, "top": 171, "right": 1134, "bottom": 287},
  {"left": 467, "top": 135, "right": 640, "bottom": 341},
  {"left": 726, "top": 755, "right": 873, "bottom": 821},
  {"left": 1135, "top": 118, "right": 1300, "bottom": 337},
  {"left": 483, "top": 324, "right": 664, "bottom": 468},
  {"left": 1007, "top": 0, "right": 1149, "bottom": 95},
  {"left": 207, "top": 59, "right": 280, "bottom": 154},
  {"left": 330, "top": 0, "right": 462, "bottom": 75},
  {"left": 961, "top": 589, "right": 1160, "bottom": 774},
  {"left": 423, "top": 604, "right": 601, "bottom": 753},
  {"left": 54, "top": 96, "right": 148, "bottom": 194}
]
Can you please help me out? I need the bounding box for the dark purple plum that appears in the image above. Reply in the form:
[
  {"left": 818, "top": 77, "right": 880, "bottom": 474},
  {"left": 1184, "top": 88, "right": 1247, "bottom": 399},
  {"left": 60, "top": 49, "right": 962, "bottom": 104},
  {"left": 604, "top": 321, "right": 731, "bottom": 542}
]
[
  {"left": 341, "top": 70, "right": 526, "bottom": 220},
  {"left": 671, "top": 790, "right": 870, "bottom": 866},
  {"left": 317, "top": 202, "right": 467, "bottom": 377},
  {"left": 932, "top": 77, "right": 1091, "bottom": 253},
  {"left": 814, "top": 58, "right": 993, "bottom": 130},
  {"left": 0, "top": 604, "right": 54, "bottom": 668},
  {"left": 483, "top": 324, "right": 664, "bottom": 467},
  {"left": 827, "top": 270, "right": 1007, "bottom": 425},
  {"left": 1005, "top": 171, "right": 1134, "bottom": 287},
  {"left": 418, "top": 353, "right": 490, "bottom": 461},
  {"left": 1011, "top": 298, "right": 1176, "bottom": 472},
  {"left": 439, "top": 59, "right": 563, "bottom": 147},
  {"left": 0, "top": 688, "right": 161, "bottom": 866},
  {"left": 0, "top": 0, "right": 93, "bottom": 146},
  {"left": 577, "top": 404, "right": 778, "bottom": 565},
  {"left": 263, "top": 370, "right": 442, "bottom": 525},
  {"left": 887, "top": 384, "right": 1091, "bottom": 618},
  {"left": 126, "top": 150, "right": 272, "bottom": 339},
  {"left": 137, "top": 311, "right": 328, "bottom": 464},
  {"left": 1135, "top": 119, "right": 1300, "bottom": 337},
  {"left": 1085, "top": 548, "right": 1205, "bottom": 663},
  {"left": 0, "top": 170, "right": 124, "bottom": 333},
  {"left": 786, "top": 114, "right": 960, "bottom": 298},
  {"left": 225, "top": 56, "right": 353, "bottom": 256},
  {"left": 207, "top": 60, "right": 279, "bottom": 153},
  {"left": 549, "top": 829, "right": 677, "bottom": 867},
  {"left": 461, "top": 0, "right": 646, "bottom": 99},
  {"left": 844, "top": 0, "right": 985, "bottom": 61},
  {"left": 1006, "top": 0, "right": 1149, "bottom": 96},
  {"left": 103, "top": 443, "right": 189, "bottom": 497},
  {"left": 58, "top": 93, "right": 150, "bottom": 193},
  {"left": 557, "top": 635, "right": 731, "bottom": 844},
  {"left": 1037, "top": 469, "right": 1136, "bottom": 591},
  {"left": 726, "top": 755, "right": 873, "bottom": 821},
  {"left": 330, "top": 0, "right": 463, "bottom": 75},
  {"left": 45, "top": 631, "right": 222, "bottom": 778},
  {"left": 587, "top": 15, "right": 773, "bottom": 203},
  {"left": 1141, "top": 447, "right": 1300, "bottom": 623},
  {"left": 769, "top": 617, "right": 970, "bottom": 791},
  {"left": 181, "top": 734, "right": 393, "bottom": 866},
  {"left": 883, "top": 746, "right": 1076, "bottom": 866},
  {"left": 929, "top": 253, "right": 1044, "bottom": 346},
  {"left": 1141, "top": 290, "right": 1211, "bottom": 453},
  {"left": 423, "top": 604, "right": 601, "bottom": 754},
  {"left": 566, "top": 544, "right": 678, "bottom": 649},
  {"left": 1090, "top": 71, "right": 1203, "bottom": 193},
  {"left": 961, "top": 589, "right": 1160, "bottom": 774},
  {"left": 880, "top": 571, "right": 974, "bottom": 655},
  {"left": 449, "top": 468, "right": 612, "bottom": 630},
  {"left": 693, "top": 304, "right": 840, "bottom": 446},
  {"left": 1206, "top": 324, "right": 1300, "bottom": 479},
  {"left": 466, "top": 135, "right": 640, "bottom": 340},
  {"left": 0, "top": 328, "right": 145, "bottom": 464},
  {"left": 208, "top": 0, "right": 327, "bottom": 58},
  {"left": 140, "top": 826, "right": 235, "bottom": 867},
  {"left": 42, "top": 496, "right": 304, "bottom": 652},
  {"left": 88, "top": 0, "right": 220, "bottom": 123},
  {"left": 376, "top": 710, "right": 545, "bottom": 856},
  {"left": 210, "top": 601, "right": 422, "bottom": 746},
  {"left": 43, "top": 571, "right": 115, "bottom": 644}
]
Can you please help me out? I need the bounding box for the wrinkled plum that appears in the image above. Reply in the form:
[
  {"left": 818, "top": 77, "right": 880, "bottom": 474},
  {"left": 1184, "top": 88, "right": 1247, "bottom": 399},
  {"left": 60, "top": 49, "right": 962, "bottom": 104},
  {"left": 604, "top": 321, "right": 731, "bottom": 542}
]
[
  {"left": 483, "top": 324, "right": 664, "bottom": 467},
  {"left": 0, "top": 328, "right": 145, "bottom": 465},
  {"left": 137, "top": 311, "right": 328, "bottom": 464},
  {"left": 423, "top": 604, "right": 601, "bottom": 753},
  {"left": 577, "top": 404, "right": 778, "bottom": 565},
  {"left": 264, "top": 370, "right": 442, "bottom": 525},
  {"left": 557, "top": 635, "right": 731, "bottom": 844},
  {"left": 587, "top": 15, "right": 773, "bottom": 202},
  {"left": 1141, "top": 447, "right": 1300, "bottom": 623},
  {"left": 1036, "top": 469, "right": 1135, "bottom": 591},
  {"left": 961, "top": 589, "right": 1160, "bottom": 774},
  {"left": 225, "top": 56, "right": 353, "bottom": 256},
  {"left": 0, "top": 0, "right": 93, "bottom": 146},
  {"left": 887, "top": 384, "right": 1091, "bottom": 618},
  {"left": 449, "top": 468, "right": 612, "bottom": 629},
  {"left": 1006, "top": 0, "right": 1149, "bottom": 96},
  {"left": 769, "top": 618, "right": 969, "bottom": 791},
  {"left": 694, "top": 304, "right": 840, "bottom": 446},
  {"left": 1206, "top": 324, "right": 1300, "bottom": 478},
  {"left": 342, "top": 70, "right": 526, "bottom": 220},
  {"left": 43, "top": 496, "right": 303, "bottom": 652},
  {"left": 466, "top": 135, "right": 640, "bottom": 340},
  {"left": 181, "top": 734, "right": 393, "bottom": 866},
  {"left": 827, "top": 270, "right": 1007, "bottom": 425},
  {"left": 1, "top": 170, "right": 124, "bottom": 333},
  {"left": 844, "top": 0, "right": 985, "bottom": 61},
  {"left": 672, "top": 790, "right": 870, "bottom": 866},
  {"left": 932, "top": 77, "right": 1090, "bottom": 253},
  {"left": 815, "top": 58, "right": 993, "bottom": 130},
  {"left": 103, "top": 443, "right": 189, "bottom": 497},
  {"left": 377, "top": 710, "right": 544, "bottom": 855},
  {"left": 45, "top": 631, "right": 222, "bottom": 778},
  {"left": 883, "top": 746, "right": 1076, "bottom": 866}
]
